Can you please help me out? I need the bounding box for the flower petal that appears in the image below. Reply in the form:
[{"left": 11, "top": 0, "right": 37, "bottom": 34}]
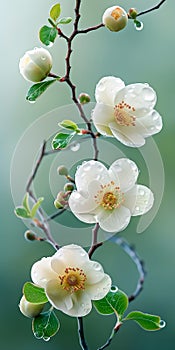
[
  {"left": 109, "top": 121, "right": 145, "bottom": 147},
  {"left": 109, "top": 158, "right": 139, "bottom": 192},
  {"left": 31, "top": 257, "right": 58, "bottom": 288},
  {"left": 69, "top": 180, "right": 101, "bottom": 214},
  {"left": 52, "top": 244, "right": 90, "bottom": 269},
  {"left": 86, "top": 274, "right": 112, "bottom": 300},
  {"left": 114, "top": 83, "right": 157, "bottom": 111},
  {"left": 95, "top": 76, "right": 125, "bottom": 105},
  {"left": 137, "top": 109, "right": 163, "bottom": 137},
  {"left": 96, "top": 206, "right": 131, "bottom": 232},
  {"left": 92, "top": 103, "right": 114, "bottom": 136},
  {"left": 125, "top": 185, "right": 154, "bottom": 216},
  {"left": 75, "top": 160, "right": 110, "bottom": 192},
  {"left": 70, "top": 211, "right": 97, "bottom": 224}
]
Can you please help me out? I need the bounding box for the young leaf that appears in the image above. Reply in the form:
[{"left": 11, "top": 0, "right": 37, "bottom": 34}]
[
  {"left": 39, "top": 25, "right": 57, "bottom": 46},
  {"left": 124, "top": 311, "right": 166, "bottom": 331},
  {"left": 31, "top": 197, "right": 44, "bottom": 219},
  {"left": 59, "top": 119, "right": 79, "bottom": 131},
  {"left": 32, "top": 311, "right": 60, "bottom": 340},
  {"left": 26, "top": 79, "right": 58, "bottom": 102},
  {"left": 50, "top": 3, "right": 61, "bottom": 22},
  {"left": 94, "top": 288, "right": 128, "bottom": 317},
  {"left": 22, "top": 193, "right": 31, "bottom": 214},
  {"left": 58, "top": 17, "right": 72, "bottom": 25},
  {"left": 23, "top": 282, "right": 48, "bottom": 304},
  {"left": 52, "top": 132, "right": 75, "bottom": 150},
  {"left": 15, "top": 207, "right": 31, "bottom": 219}
]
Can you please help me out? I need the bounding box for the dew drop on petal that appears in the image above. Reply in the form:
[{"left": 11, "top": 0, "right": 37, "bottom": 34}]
[
  {"left": 159, "top": 320, "right": 166, "bottom": 328},
  {"left": 152, "top": 111, "right": 159, "bottom": 121},
  {"left": 43, "top": 337, "right": 51, "bottom": 342},
  {"left": 135, "top": 206, "right": 140, "bottom": 212},
  {"left": 139, "top": 189, "right": 145, "bottom": 196},
  {"left": 93, "top": 262, "right": 101, "bottom": 271},
  {"left": 41, "top": 56, "right": 46, "bottom": 61},
  {"left": 142, "top": 87, "right": 155, "bottom": 102},
  {"left": 80, "top": 251, "right": 86, "bottom": 257},
  {"left": 97, "top": 81, "right": 105, "bottom": 92},
  {"left": 70, "top": 142, "right": 80, "bottom": 152}
]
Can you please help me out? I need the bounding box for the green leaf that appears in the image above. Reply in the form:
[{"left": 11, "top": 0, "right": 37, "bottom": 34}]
[
  {"left": 39, "top": 25, "right": 57, "bottom": 46},
  {"left": 32, "top": 311, "right": 60, "bottom": 340},
  {"left": 52, "top": 132, "right": 75, "bottom": 150},
  {"left": 31, "top": 197, "right": 44, "bottom": 218},
  {"left": 124, "top": 311, "right": 165, "bottom": 331},
  {"left": 50, "top": 3, "right": 61, "bottom": 22},
  {"left": 22, "top": 193, "right": 31, "bottom": 214},
  {"left": 94, "top": 288, "right": 128, "bottom": 317},
  {"left": 59, "top": 119, "right": 79, "bottom": 131},
  {"left": 26, "top": 80, "right": 58, "bottom": 102},
  {"left": 15, "top": 207, "right": 31, "bottom": 218},
  {"left": 23, "top": 282, "right": 48, "bottom": 304},
  {"left": 58, "top": 17, "right": 72, "bottom": 25}
]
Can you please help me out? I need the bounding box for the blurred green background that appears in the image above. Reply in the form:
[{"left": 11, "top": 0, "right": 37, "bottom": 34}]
[{"left": 1, "top": 0, "right": 175, "bottom": 349}]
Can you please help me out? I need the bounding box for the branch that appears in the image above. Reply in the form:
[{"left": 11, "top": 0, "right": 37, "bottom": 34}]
[
  {"left": 98, "top": 321, "right": 121, "bottom": 350},
  {"left": 88, "top": 223, "right": 103, "bottom": 259},
  {"left": 77, "top": 317, "right": 89, "bottom": 350},
  {"left": 78, "top": 23, "right": 104, "bottom": 34},
  {"left": 137, "top": 0, "right": 166, "bottom": 17},
  {"left": 110, "top": 236, "right": 146, "bottom": 302}
]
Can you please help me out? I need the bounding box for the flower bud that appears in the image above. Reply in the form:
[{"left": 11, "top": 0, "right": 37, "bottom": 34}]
[
  {"left": 19, "top": 295, "right": 44, "bottom": 318},
  {"left": 24, "top": 230, "right": 36, "bottom": 241},
  {"left": 102, "top": 6, "right": 128, "bottom": 32},
  {"left": 54, "top": 198, "right": 64, "bottom": 209},
  {"left": 78, "top": 93, "right": 91, "bottom": 104},
  {"left": 128, "top": 8, "right": 138, "bottom": 19},
  {"left": 64, "top": 182, "right": 74, "bottom": 192},
  {"left": 57, "top": 165, "right": 68, "bottom": 176},
  {"left": 19, "top": 47, "right": 52, "bottom": 82}
]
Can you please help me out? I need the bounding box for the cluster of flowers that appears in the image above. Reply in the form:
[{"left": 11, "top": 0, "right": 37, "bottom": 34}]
[{"left": 19, "top": 5, "right": 163, "bottom": 320}]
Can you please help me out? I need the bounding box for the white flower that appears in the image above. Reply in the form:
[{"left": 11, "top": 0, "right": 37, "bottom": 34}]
[
  {"left": 19, "top": 47, "right": 52, "bottom": 82},
  {"left": 31, "top": 244, "right": 111, "bottom": 317},
  {"left": 69, "top": 159, "right": 154, "bottom": 233},
  {"left": 19, "top": 295, "right": 44, "bottom": 318},
  {"left": 102, "top": 6, "right": 128, "bottom": 32},
  {"left": 92, "top": 76, "right": 163, "bottom": 147}
]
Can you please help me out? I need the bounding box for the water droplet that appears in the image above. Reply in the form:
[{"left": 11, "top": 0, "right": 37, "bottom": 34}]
[
  {"left": 83, "top": 164, "right": 91, "bottom": 171},
  {"left": 139, "top": 189, "right": 145, "bottom": 196},
  {"left": 43, "top": 337, "right": 51, "bottom": 342},
  {"left": 81, "top": 303, "right": 85, "bottom": 307},
  {"left": 159, "top": 320, "right": 166, "bottom": 328},
  {"left": 127, "top": 87, "right": 134, "bottom": 93},
  {"left": 34, "top": 332, "right": 43, "bottom": 339},
  {"left": 93, "top": 262, "right": 101, "bottom": 271},
  {"left": 80, "top": 251, "right": 86, "bottom": 257},
  {"left": 142, "top": 87, "right": 155, "bottom": 102},
  {"left": 144, "top": 83, "right": 149, "bottom": 87},
  {"left": 134, "top": 21, "right": 144, "bottom": 31},
  {"left": 97, "top": 82, "right": 105, "bottom": 92},
  {"left": 152, "top": 111, "right": 159, "bottom": 121},
  {"left": 149, "top": 126, "right": 155, "bottom": 131},
  {"left": 41, "top": 278, "right": 47, "bottom": 283},
  {"left": 110, "top": 285, "right": 118, "bottom": 293},
  {"left": 70, "top": 142, "right": 80, "bottom": 152},
  {"left": 48, "top": 42, "right": 53, "bottom": 48},
  {"left": 28, "top": 100, "right": 36, "bottom": 104},
  {"left": 41, "top": 56, "right": 46, "bottom": 61},
  {"left": 135, "top": 206, "right": 140, "bottom": 211}
]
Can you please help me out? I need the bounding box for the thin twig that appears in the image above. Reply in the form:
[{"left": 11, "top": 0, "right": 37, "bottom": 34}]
[
  {"left": 78, "top": 23, "right": 104, "bottom": 34},
  {"left": 77, "top": 317, "right": 89, "bottom": 350},
  {"left": 44, "top": 208, "right": 67, "bottom": 222},
  {"left": 98, "top": 323, "right": 121, "bottom": 350},
  {"left": 137, "top": 0, "right": 166, "bottom": 17},
  {"left": 88, "top": 223, "right": 103, "bottom": 259},
  {"left": 110, "top": 236, "right": 146, "bottom": 302}
]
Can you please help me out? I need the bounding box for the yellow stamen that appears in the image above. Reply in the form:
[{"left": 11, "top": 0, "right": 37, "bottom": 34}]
[
  {"left": 114, "top": 101, "right": 136, "bottom": 127},
  {"left": 94, "top": 181, "right": 124, "bottom": 210},
  {"left": 111, "top": 7, "right": 123, "bottom": 20},
  {"left": 59, "top": 267, "right": 86, "bottom": 293}
]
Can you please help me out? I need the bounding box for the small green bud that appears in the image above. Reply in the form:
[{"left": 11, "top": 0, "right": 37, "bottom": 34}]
[
  {"left": 24, "top": 230, "right": 36, "bottom": 241},
  {"left": 19, "top": 295, "right": 45, "bottom": 318},
  {"left": 78, "top": 93, "right": 91, "bottom": 104},
  {"left": 57, "top": 165, "right": 68, "bottom": 176},
  {"left": 64, "top": 182, "right": 74, "bottom": 192},
  {"left": 128, "top": 8, "right": 138, "bottom": 19},
  {"left": 54, "top": 199, "right": 64, "bottom": 209}
]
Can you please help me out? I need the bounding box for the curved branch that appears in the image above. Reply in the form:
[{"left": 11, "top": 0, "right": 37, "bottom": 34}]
[
  {"left": 137, "top": 0, "right": 166, "bottom": 17},
  {"left": 77, "top": 317, "right": 89, "bottom": 350}
]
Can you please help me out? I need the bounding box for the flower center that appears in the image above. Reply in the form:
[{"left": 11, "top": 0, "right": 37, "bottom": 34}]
[
  {"left": 111, "top": 7, "right": 123, "bottom": 20},
  {"left": 59, "top": 267, "right": 87, "bottom": 293},
  {"left": 114, "top": 101, "right": 136, "bottom": 127},
  {"left": 94, "top": 181, "right": 124, "bottom": 210}
]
